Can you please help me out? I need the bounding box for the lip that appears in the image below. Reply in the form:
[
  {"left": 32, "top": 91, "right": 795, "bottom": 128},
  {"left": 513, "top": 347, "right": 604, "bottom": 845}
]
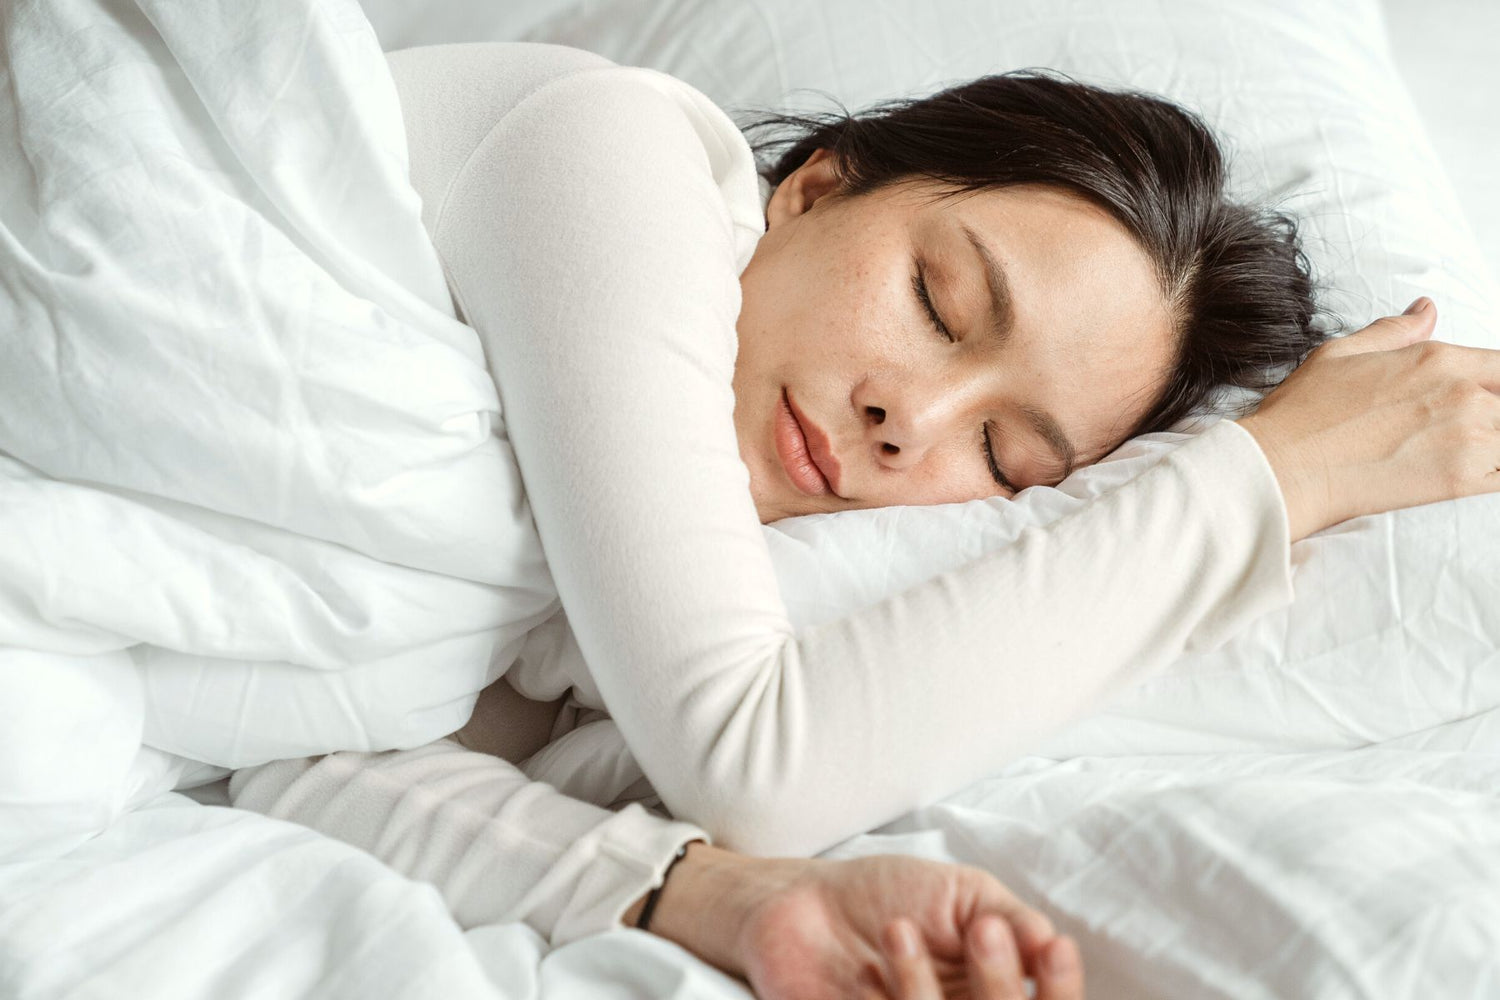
[{"left": 774, "top": 389, "right": 844, "bottom": 498}]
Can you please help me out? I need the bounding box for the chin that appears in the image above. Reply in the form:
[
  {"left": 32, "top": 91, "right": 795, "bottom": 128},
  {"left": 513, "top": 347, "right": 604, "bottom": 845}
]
[
  {"left": 749, "top": 482, "right": 798, "bottom": 524},
  {"left": 771, "top": 494, "right": 830, "bottom": 523},
  {"left": 758, "top": 501, "right": 800, "bottom": 525}
]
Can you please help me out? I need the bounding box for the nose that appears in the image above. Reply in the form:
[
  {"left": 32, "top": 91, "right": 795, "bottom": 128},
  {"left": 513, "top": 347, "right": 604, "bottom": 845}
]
[{"left": 855, "top": 371, "right": 981, "bottom": 471}]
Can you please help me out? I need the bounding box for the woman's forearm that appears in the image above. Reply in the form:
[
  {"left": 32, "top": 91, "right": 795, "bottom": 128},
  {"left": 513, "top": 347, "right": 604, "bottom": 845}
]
[
  {"left": 228, "top": 739, "right": 705, "bottom": 946},
  {"left": 232, "top": 749, "right": 1085, "bottom": 997},
  {"left": 671, "top": 420, "right": 1291, "bottom": 856}
]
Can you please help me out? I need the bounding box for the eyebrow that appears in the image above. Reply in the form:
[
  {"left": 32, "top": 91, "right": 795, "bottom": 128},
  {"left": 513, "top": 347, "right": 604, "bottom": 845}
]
[
  {"left": 960, "top": 222, "right": 1016, "bottom": 349},
  {"left": 960, "top": 222, "right": 1077, "bottom": 482}
]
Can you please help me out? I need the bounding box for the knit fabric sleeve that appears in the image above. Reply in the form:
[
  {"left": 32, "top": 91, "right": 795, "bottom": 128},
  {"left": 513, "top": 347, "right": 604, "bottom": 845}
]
[{"left": 229, "top": 740, "right": 707, "bottom": 945}]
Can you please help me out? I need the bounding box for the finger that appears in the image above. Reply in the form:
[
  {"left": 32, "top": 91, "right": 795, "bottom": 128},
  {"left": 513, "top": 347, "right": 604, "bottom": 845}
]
[
  {"left": 858, "top": 960, "right": 892, "bottom": 1000},
  {"left": 1034, "top": 936, "right": 1085, "bottom": 1000},
  {"left": 965, "top": 915, "right": 1027, "bottom": 1000},
  {"left": 882, "top": 919, "right": 942, "bottom": 1000},
  {"left": 1328, "top": 298, "right": 1436, "bottom": 356},
  {"left": 1401, "top": 296, "right": 1437, "bottom": 321},
  {"left": 968, "top": 875, "right": 1057, "bottom": 959},
  {"left": 1002, "top": 906, "right": 1056, "bottom": 964}
]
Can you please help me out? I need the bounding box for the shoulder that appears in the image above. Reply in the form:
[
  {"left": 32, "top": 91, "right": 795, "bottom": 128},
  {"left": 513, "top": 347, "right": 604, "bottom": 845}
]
[
  {"left": 386, "top": 42, "right": 621, "bottom": 233},
  {"left": 392, "top": 44, "right": 764, "bottom": 274},
  {"left": 385, "top": 41, "right": 619, "bottom": 120},
  {"left": 500, "top": 63, "right": 767, "bottom": 274}
]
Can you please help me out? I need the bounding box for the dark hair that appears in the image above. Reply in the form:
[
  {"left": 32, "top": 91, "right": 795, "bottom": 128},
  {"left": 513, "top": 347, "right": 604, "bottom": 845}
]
[{"left": 737, "top": 70, "right": 1329, "bottom": 440}]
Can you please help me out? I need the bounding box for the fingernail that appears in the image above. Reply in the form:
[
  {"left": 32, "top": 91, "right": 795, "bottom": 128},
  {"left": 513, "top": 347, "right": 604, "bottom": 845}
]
[
  {"left": 1403, "top": 297, "right": 1431, "bottom": 315},
  {"left": 1044, "top": 937, "right": 1079, "bottom": 977}
]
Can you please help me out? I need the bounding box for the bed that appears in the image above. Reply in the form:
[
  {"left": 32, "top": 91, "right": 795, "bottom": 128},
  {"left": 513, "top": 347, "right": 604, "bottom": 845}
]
[{"left": 2, "top": 0, "right": 1498, "bottom": 997}]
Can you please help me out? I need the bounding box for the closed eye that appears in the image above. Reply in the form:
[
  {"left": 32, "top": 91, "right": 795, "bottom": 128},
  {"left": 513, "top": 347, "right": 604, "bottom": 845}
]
[
  {"left": 912, "top": 259, "right": 953, "bottom": 342},
  {"left": 982, "top": 424, "right": 1020, "bottom": 493}
]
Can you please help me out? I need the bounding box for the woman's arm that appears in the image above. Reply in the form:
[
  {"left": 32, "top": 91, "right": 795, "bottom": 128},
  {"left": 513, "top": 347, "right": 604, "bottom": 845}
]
[
  {"left": 230, "top": 740, "right": 1087, "bottom": 997},
  {"left": 438, "top": 66, "right": 1297, "bottom": 857},
  {"left": 229, "top": 739, "right": 706, "bottom": 945}
]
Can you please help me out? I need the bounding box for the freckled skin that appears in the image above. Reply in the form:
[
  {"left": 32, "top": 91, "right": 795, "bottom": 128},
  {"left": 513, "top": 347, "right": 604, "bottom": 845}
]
[{"left": 733, "top": 148, "right": 1178, "bottom": 524}]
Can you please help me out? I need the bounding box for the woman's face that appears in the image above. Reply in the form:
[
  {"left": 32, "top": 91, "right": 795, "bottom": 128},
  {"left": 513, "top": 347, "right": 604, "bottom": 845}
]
[{"left": 734, "top": 148, "right": 1177, "bottom": 523}]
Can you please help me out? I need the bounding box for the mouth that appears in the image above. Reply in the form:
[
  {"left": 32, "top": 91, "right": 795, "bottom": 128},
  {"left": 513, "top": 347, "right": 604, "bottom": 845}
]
[{"left": 774, "top": 388, "right": 844, "bottom": 498}]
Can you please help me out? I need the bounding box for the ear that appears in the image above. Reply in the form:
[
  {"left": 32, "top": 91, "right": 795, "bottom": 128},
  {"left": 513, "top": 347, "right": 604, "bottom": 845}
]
[{"left": 765, "top": 147, "right": 844, "bottom": 230}]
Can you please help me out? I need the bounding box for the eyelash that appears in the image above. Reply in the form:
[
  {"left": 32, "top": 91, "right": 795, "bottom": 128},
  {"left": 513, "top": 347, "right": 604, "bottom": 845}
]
[
  {"left": 912, "top": 260, "right": 1019, "bottom": 493},
  {"left": 981, "top": 425, "right": 1019, "bottom": 493},
  {"left": 912, "top": 263, "right": 953, "bottom": 343}
]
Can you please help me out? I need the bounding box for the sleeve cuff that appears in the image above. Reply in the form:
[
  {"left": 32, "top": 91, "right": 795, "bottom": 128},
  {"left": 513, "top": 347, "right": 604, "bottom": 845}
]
[
  {"left": 1172, "top": 418, "right": 1296, "bottom": 651},
  {"left": 549, "top": 804, "right": 709, "bottom": 946}
]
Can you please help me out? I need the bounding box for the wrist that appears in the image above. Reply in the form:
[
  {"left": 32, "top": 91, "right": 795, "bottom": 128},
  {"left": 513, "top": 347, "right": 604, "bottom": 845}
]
[
  {"left": 624, "top": 841, "right": 768, "bottom": 975},
  {"left": 1237, "top": 414, "right": 1331, "bottom": 541}
]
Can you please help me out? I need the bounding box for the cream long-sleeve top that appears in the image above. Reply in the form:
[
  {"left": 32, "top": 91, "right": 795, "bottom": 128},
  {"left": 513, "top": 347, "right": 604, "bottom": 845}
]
[{"left": 231, "top": 40, "right": 1296, "bottom": 943}]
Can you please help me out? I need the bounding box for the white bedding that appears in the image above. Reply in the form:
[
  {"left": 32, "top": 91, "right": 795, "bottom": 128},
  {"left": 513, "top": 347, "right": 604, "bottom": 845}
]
[
  {"left": 0, "top": 0, "right": 561, "bottom": 792},
  {"left": 3, "top": 0, "right": 1499, "bottom": 998},
  {"left": 1379, "top": 0, "right": 1500, "bottom": 285}
]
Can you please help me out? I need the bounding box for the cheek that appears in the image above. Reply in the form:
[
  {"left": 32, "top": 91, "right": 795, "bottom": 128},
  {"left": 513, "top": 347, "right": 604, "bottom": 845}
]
[
  {"left": 868, "top": 444, "right": 1000, "bottom": 508},
  {"left": 755, "top": 286, "right": 872, "bottom": 373},
  {"left": 758, "top": 213, "right": 913, "bottom": 354},
  {"left": 930, "top": 459, "right": 1001, "bottom": 504},
  {"left": 815, "top": 277, "right": 920, "bottom": 370},
  {"left": 735, "top": 279, "right": 801, "bottom": 380}
]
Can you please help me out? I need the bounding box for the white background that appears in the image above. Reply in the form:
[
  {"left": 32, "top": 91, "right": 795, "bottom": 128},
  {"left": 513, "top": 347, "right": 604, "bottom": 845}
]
[{"left": 1382, "top": 0, "right": 1500, "bottom": 284}]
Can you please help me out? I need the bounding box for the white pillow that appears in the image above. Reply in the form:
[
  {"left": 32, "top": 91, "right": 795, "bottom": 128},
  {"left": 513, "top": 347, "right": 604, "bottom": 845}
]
[
  {"left": 370, "top": 0, "right": 1497, "bottom": 346},
  {"left": 361, "top": 0, "right": 1500, "bottom": 756}
]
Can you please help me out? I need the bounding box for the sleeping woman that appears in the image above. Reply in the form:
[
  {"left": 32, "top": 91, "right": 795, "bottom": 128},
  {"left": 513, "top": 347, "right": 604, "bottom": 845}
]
[{"left": 228, "top": 41, "right": 1500, "bottom": 1000}]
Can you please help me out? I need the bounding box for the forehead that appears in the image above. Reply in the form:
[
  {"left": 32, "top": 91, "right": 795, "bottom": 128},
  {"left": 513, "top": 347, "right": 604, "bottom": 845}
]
[{"left": 916, "top": 182, "right": 1157, "bottom": 288}]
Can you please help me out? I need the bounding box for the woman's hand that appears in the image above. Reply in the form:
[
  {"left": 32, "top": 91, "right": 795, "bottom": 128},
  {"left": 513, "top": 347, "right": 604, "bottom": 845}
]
[
  {"left": 868, "top": 915, "right": 1082, "bottom": 1000},
  {"left": 1238, "top": 298, "right": 1500, "bottom": 540},
  {"left": 628, "top": 842, "right": 1083, "bottom": 1000}
]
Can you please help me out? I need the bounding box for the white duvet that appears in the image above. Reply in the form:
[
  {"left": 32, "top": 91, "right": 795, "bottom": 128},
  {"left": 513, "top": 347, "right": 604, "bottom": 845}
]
[
  {"left": 3, "top": 0, "right": 1499, "bottom": 998},
  {"left": 0, "top": 0, "right": 562, "bottom": 800}
]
